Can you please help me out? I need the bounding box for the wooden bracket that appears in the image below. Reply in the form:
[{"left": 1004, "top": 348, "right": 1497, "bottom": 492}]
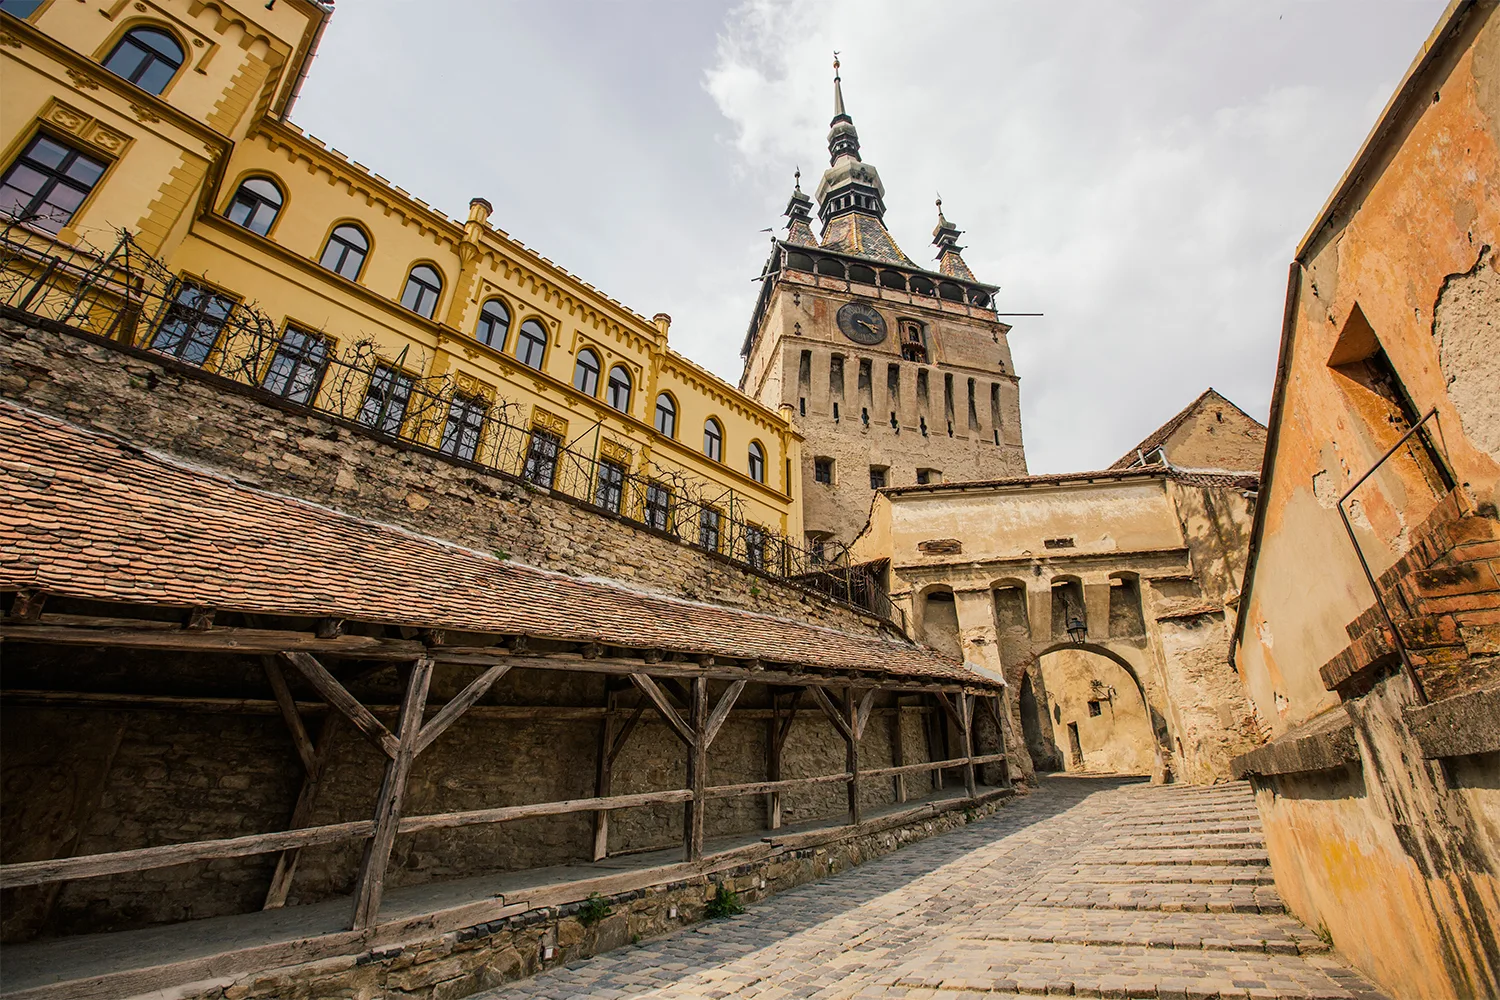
[
  {"left": 315, "top": 617, "right": 345, "bottom": 639},
  {"left": 810, "top": 686, "right": 855, "bottom": 744},
  {"left": 852, "top": 689, "right": 877, "bottom": 742},
  {"left": 6, "top": 590, "right": 45, "bottom": 621},
  {"left": 280, "top": 651, "right": 399, "bottom": 759},
  {"left": 629, "top": 673, "right": 693, "bottom": 745},
  {"left": 703, "top": 679, "right": 746, "bottom": 749},
  {"left": 414, "top": 663, "right": 512, "bottom": 755},
  {"left": 185, "top": 606, "right": 216, "bottom": 631}
]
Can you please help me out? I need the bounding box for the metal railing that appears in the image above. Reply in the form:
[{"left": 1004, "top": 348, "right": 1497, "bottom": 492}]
[
  {"left": 1337, "top": 407, "right": 1457, "bottom": 703},
  {"left": 0, "top": 223, "right": 904, "bottom": 627}
]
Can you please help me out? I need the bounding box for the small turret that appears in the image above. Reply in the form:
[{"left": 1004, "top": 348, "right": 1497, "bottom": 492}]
[
  {"left": 932, "top": 196, "right": 976, "bottom": 281},
  {"left": 784, "top": 168, "right": 817, "bottom": 247}
]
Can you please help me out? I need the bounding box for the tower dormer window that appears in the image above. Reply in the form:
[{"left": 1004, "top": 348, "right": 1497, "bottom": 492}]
[
  {"left": 103, "top": 26, "right": 184, "bottom": 96},
  {"left": 899, "top": 319, "right": 928, "bottom": 363}
]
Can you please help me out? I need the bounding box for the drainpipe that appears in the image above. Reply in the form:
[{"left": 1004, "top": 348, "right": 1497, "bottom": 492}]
[{"left": 280, "top": 2, "right": 333, "bottom": 121}]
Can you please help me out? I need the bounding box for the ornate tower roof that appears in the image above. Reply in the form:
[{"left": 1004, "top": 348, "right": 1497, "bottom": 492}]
[
  {"left": 813, "top": 56, "right": 914, "bottom": 266},
  {"left": 784, "top": 168, "right": 818, "bottom": 247},
  {"left": 932, "top": 197, "right": 976, "bottom": 280}
]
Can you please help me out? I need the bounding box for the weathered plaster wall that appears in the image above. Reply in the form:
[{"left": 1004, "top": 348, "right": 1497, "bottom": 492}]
[
  {"left": 1232, "top": 7, "right": 1500, "bottom": 998},
  {"left": 1158, "top": 400, "right": 1268, "bottom": 473}
]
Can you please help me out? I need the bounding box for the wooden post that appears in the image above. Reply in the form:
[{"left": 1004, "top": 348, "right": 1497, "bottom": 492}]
[
  {"left": 766, "top": 688, "right": 801, "bottom": 830},
  {"left": 845, "top": 686, "right": 861, "bottom": 826},
  {"left": 592, "top": 687, "right": 616, "bottom": 862},
  {"left": 683, "top": 676, "right": 708, "bottom": 863},
  {"left": 958, "top": 692, "right": 977, "bottom": 800},
  {"left": 890, "top": 697, "right": 908, "bottom": 803},
  {"left": 350, "top": 656, "right": 433, "bottom": 931}
]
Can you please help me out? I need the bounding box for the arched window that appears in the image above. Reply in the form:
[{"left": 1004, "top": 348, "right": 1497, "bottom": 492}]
[
  {"left": 606, "top": 365, "right": 631, "bottom": 412},
  {"left": 748, "top": 441, "right": 766, "bottom": 483},
  {"left": 103, "top": 26, "right": 183, "bottom": 95},
  {"left": 703, "top": 418, "right": 723, "bottom": 462},
  {"left": 573, "top": 349, "right": 600, "bottom": 395},
  {"left": 319, "top": 223, "right": 368, "bottom": 280},
  {"left": 400, "top": 264, "right": 442, "bottom": 319},
  {"left": 515, "top": 319, "right": 547, "bottom": 369},
  {"left": 654, "top": 393, "right": 676, "bottom": 437},
  {"left": 225, "top": 177, "right": 282, "bottom": 236},
  {"left": 475, "top": 298, "right": 509, "bottom": 349}
]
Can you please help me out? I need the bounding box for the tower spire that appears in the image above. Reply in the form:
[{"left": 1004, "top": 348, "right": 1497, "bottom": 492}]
[
  {"left": 832, "top": 53, "right": 847, "bottom": 120},
  {"left": 826, "top": 53, "right": 861, "bottom": 164}
]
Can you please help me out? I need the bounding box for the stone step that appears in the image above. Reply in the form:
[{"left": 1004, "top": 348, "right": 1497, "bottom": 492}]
[
  {"left": 1022, "top": 882, "right": 1285, "bottom": 914},
  {"left": 958, "top": 906, "right": 1328, "bottom": 954},
  {"left": 1100, "top": 834, "right": 1266, "bottom": 850},
  {"left": 1075, "top": 848, "right": 1271, "bottom": 867},
  {"left": 1107, "top": 823, "right": 1264, "bottom": 835},
  {"left": 889, "top": 939, "right": 1360, "bottom": 998},
  {"left": 1063, "top": 863, "right": 1276, "bottom": 886}
]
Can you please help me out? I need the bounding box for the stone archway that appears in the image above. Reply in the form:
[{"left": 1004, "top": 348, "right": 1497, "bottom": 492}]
[{"left": 1033, "top": 642, "right": 1160, "bottom": 775}]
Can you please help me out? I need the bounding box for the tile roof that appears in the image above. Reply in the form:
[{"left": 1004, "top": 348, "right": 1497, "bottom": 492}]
[
  {"left": 0, "top": 401, "right": 975, "bottom": 684},
  {"left": 819, "top": 213, "right": 915, "bottom": 266}
]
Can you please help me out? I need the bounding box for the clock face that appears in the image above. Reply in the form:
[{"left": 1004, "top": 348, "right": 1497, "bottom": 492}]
[{"left": 836, "top": 302, "right": 888, "bottom": 346}]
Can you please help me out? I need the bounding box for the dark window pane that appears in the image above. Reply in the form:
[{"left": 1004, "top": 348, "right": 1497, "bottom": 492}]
[
  {"left": 645, "top": 483, "right": 672, "bottom": 532},
  {"left": 704, "top": 420, "right": 722, "bottom": 461},
  {"left": 477, "top": 299, "right": 509, "bottom": 347},
  {"left": 516, "top": 320, "right": 547, "bottom": 369},
  {"left": 262, "top": 327, "right": 328, "bottom": 404},
  {"left": 319, "top": 226, "right": 368, "bottom": 280},
  {"left": 440, "top": 395, "right": 486, "bottom": 462},
  {"left": 698, "top": 508, "right": 721, "bottom": 551},
  {"left": 150, "top": 283, "right": 233, "bottom": 367},
  {"left": 103, "top": 28, "right": 183, "bottom": 95},
  {"left": 0, "top": 135, "right": 108, "bottom": 232},
  {"left": 573, "top": 350, "right": 599, "bottom": 394},
  {"left": 0, "top": 2, "right": 47, "bottom": 20},
  {"left": 594, "top": 460, "right": 624, "bottom": 513},
  {"left": 523, "top": 430, "right": 559, "bottom": 488},
  {"left": 606, "top": 365, "right": 631, "bottom": 411},
  {"left": 136, "top": 59, "right": 175, "bottom": 95},
  {"left": 357, "top": 365, "right": 412, "bottom": 435},
  {"left": 226, "top": 178, "right": 282, "bottom": 236},
  {"left": 748, "top": 443, "right": 765, "bottom": 482},
  {"left": 401, "top": 266, "right": 442, "bottom": 318},
  {"left": 654, "top": 394, "right": 676, "bottom": 437}
]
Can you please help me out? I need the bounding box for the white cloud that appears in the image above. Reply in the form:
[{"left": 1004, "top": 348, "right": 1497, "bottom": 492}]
[{"left": 293, "top": 0, "right": 1447, "bottom": 475}]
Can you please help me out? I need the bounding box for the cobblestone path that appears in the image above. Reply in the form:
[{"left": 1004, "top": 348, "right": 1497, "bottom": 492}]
[{"left": 476, "top": 777, "right": 1386, "bottom": 1000}]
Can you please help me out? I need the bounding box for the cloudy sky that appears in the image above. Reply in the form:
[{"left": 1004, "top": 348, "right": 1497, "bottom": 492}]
[{"left": 292, "top": 0, "right": 1446, "bottom": 473}]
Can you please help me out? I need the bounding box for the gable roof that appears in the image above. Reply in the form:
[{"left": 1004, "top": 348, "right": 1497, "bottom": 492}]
[
  {"left": 1108, "top": 388, "right": 1264, "bottom": 470},
  {"left": 0, "top": 400, "right": 975, "bottom": 685}
]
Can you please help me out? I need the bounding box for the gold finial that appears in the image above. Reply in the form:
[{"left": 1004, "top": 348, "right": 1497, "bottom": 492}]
[{"left": 833, "top": 51, "right": 840, "bottom": 78}]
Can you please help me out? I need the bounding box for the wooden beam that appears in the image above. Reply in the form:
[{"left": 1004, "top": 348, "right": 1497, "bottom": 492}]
[
  {"left": 280, "top": 651, "right": 399, "bottom": 760},
  {"left": 809, "top": 686, "right": 855, "bottom": 743},
  {"left": 958, "top": 692, "right": 977, "bottom": 800},
  {"left": 0, "top": 819, "right": 373, "bottom": 889},
  {"left": 6, "top": 589, "right": 46, "bottom": 621},
  {"left": 891, "top": 699, "right": 909, "bottom": 803},
  {"left": 351, "top": 656, "right": 433, "bottom": 930},
  {"left": 705, "top": 772, "right": 851, "bottom": 799},
  {"left": 592, "top": 688, "right": 616, "bottom": 862},
  {"left": 766, "top": 688, "right": 801, "bottom": 830},
  {"left": 629, "top": 673, "right": 693, "bottom": 745},
  {"left": 852, "top": 688, "right": 877, "bottom": 742},
  {"left": 263, "top": 713, "right": 341, "bottom": 909},
  {"left": 607, "top": 703, "right": 647, "bottom": 766},
  {"left": 845, "top": 686, "right": 862, "bottom": 826},
  {"left": 683, "top": 676, "right": 708, "bottom": 863},
  {"left": 413, "top": 663, "right": 512, "bottom": 755},
  {"left": 1, "top": 623, "right": 425, "bottom": 659},
  {"left": 262, "top": 656, "right": 316, "bottom": 775},
  {"left": 702, "top": 679, "right": 746, "bottom": 749},
  {"left": 396, "top": 789, "right": 693, "bottom": 834}
]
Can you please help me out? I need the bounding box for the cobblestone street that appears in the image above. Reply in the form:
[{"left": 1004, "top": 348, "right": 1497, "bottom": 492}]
[{"left": 476, "top": 777, "right": 1386, "bottom": 1000}]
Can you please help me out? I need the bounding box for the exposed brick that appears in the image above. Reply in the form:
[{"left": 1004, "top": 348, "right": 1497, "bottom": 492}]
[
  {"left": 1409, "top": 562, "right": 1499, "bottom": 599},
  {"left": 1418, "top": 592, "right": 1500, "bottom": 615}
]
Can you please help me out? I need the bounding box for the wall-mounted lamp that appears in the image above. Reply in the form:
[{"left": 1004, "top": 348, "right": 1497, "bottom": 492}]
[{"left": 1067, "top": 614, "right": 1087, "bottom": 644}]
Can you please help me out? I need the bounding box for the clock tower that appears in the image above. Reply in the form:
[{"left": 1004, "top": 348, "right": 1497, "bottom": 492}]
[{"left": 740, "top": 58, "right": 1028, "bottom": 551}]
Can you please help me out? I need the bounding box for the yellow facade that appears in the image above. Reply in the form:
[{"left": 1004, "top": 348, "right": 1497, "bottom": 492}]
[{"left": 0, "top": 0, "right": 801, "bottom": 539}]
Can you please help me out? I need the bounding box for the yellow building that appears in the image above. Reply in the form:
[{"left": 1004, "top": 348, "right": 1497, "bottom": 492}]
[{"left": 0, "top": 0, "right": 802, "bottom": 552}]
